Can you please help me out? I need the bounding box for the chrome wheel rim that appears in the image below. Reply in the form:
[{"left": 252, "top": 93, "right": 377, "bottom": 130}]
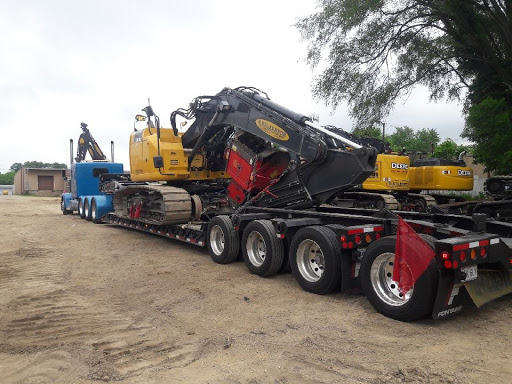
[
  {"left": 91, "top": 201, "right": 96, "bottom": 221},
  {"left": 210, "top": 225, "right": 225, "bottom": 256},
  {"left": 84, "top": 200, "right": 89, "bottom": 218},
  {"left": 370, "top": 252, "right": 412, "bottom": 306},
  {"left": 79, "top": 200, "right": 83, "bottom": 216},
  {"left": 246, "top": 231, "right": 266, "bottom": 267},
  {"left": 296, "top": 239, "right": 324, "bottom": 282}
]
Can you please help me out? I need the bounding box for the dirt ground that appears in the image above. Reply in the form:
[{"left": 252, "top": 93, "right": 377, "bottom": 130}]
[{"left": 1, "top": 195, "right": 511, "bottom": 384}]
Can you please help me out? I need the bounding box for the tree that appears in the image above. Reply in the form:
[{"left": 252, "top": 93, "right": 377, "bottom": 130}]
[
  {"left": 0, "top": 171, "right": 15, "bottom": 185},
  {"left": 10, "top": 163, "right": 23, "bottom": 172},
  {"left": 296, "top": 1, "right": 512, "bottom": 126},
  {"left": 433, "top": 138, "right": 470, "bottom": 159},
  {"left": 351, "top": 126, "right": 383, "bottom": 139},
  {"left": 463, "top": 97, "right": 512, "bottom": 174},
  {"left": 387, "top": 126, "right": 440, "bottom": 153},
  {"left": 10, "top": 161, "right": 67, "bottom": 171}
]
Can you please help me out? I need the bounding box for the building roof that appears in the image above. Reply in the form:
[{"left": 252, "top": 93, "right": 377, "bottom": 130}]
[{"left": 23, "top": 168, "right": 68, "bottom": 171}]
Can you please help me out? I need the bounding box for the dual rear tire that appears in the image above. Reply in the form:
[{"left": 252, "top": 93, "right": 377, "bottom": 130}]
[{"left": 289, "top": 226, "right": 342, "bottom": 295}]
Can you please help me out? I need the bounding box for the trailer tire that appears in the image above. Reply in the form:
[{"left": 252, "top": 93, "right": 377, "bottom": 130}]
[
  {"left": 289, "top": 226, "right": 341, "bottom": 295},
  {"left": 242, "top": 220, "right": 284, "bottom": 277},
  {"left": 61, "top": 198, "right": 72, "bottom": 215},
  {"left": 360, "top": 236, "right": 438, "bottom": 322},
  {"left": 78, "top": 199, "right": 85, "bottom": 219},
  {"left": 207, "top": 215, "right": 240, "bottom": 264},
  {"left": 84, "top": 199, "right": 91, "bottom": 221}
]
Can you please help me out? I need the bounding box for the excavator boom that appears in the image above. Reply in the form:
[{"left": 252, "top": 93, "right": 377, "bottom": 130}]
[
  {"left": 173, "top": 87, "right": 378, "bottom": 208},
  {"left": 75, "top": 123, "right": 106, "bottom": 162}
]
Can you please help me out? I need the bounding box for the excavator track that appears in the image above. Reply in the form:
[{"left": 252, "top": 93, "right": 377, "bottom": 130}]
[
  {"left": 400, "top": 193, "right": 437, "bottom": 212},
  {"left": 113, "top": 184, "right": 192, "bottom": 225},
  {"left": 337, "top": 192, "right": 401, "bottom": 210}
]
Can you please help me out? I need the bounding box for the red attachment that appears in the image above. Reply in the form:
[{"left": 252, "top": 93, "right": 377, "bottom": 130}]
[
  {"left": 129, "top": 204, "right": 135, "bottom": 218},
  {"left": 225, "top": 145, "right": 289, "bottom": 204},
  {"left": 134, "top": 203, "right": 142, "bottom": 218}
]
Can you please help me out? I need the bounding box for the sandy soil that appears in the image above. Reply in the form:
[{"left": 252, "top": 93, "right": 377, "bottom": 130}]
[{"left": 1, "top": 195, "right": 511, "bottom": 384}]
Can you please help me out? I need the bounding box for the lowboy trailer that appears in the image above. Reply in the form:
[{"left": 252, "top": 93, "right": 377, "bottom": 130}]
[{"left": 98, "top": 203, "right": 512, "bottom": 322}]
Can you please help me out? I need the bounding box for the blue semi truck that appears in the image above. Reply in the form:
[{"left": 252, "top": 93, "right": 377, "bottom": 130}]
[
  {"left": 61, "top": 161, "right": 124, "bottom": 222},
  {"left": 60, "top": 123, "right": 124, "bottom": 223}
]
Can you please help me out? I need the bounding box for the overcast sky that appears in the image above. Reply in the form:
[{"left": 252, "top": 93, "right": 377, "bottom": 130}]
[{"left": 0, "top": 0, "right": 466, "bottom": 173}]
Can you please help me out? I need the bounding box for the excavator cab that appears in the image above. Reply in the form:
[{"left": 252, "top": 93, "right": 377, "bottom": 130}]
[{"left": 129, "top": 105, "right": 229, "bottom": 183}]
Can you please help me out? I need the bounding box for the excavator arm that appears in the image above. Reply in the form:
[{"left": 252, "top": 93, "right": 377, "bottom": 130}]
[
  {"left": 75, "top": 123, "right": 106, "bottom": 162},
  {"left": 171, "top": 87, "right": 377, "bottom": 208}
]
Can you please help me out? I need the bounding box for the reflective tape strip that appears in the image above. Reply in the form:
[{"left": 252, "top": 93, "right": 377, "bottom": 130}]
[{"left": 348, "top": 226, "right": 383, "bottom": 235}]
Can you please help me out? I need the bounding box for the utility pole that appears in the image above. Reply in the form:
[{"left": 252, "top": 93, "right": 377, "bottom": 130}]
[{"left": 382, "top": 122, "right": 386, "bottom": 141}]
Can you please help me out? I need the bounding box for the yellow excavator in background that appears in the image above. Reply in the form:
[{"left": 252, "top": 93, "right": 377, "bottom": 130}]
[
  {"left": 327, "top": 128, "right": 436, "bottom": 211},
  {"left": 329, "top": 128, "right": 475, "bottom": 211}
]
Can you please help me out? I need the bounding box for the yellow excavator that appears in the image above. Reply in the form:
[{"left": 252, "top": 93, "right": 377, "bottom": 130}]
[
  {"left": 326, "top": 128, "right": 436, "bottom": 211},
  {"left": 329, "top": 128, "right": 475, "bottom": 211}
]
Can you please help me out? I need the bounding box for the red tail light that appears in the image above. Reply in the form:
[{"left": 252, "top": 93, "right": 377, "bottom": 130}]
[
  {"left": 459, "top": 251, "right": 466, "bottom": 262},
  {"left": 355, "top": 234, "right": 362, "bottom": 244},
  {"left": 441, "top": 251, "right": 450, "bottom": 260},
  {"left": 480, "top": 247, "right": 487, "bottom": 258}
]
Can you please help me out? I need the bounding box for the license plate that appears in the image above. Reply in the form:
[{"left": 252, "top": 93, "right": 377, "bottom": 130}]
[{"left": 462, "top": 265, "right": 477, "bottom": 282}]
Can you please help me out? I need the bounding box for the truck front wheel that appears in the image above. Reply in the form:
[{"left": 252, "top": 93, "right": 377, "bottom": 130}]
[
  {"left": 242, "top": 220, "right": 284, "bottom": 277},
  {"left": 289, "top": 226, "right": 341, "bottom": 295},
  {"left": 61, "top": 198, "right": 72, "bottom": 215},
  {"left": 360, "top": 236, "right": 438, "bottom": 322},
  {"left": 207, "top": 216, "right": 240, "bottom": 264}
]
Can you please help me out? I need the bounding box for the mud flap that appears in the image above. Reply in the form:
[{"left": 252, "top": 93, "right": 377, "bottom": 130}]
[
  {"left": 432, "top": 272, "right": 465, "bottom": 320},
  {"left": 464, "top": 270, "right": 512, "bottom": 308}
]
